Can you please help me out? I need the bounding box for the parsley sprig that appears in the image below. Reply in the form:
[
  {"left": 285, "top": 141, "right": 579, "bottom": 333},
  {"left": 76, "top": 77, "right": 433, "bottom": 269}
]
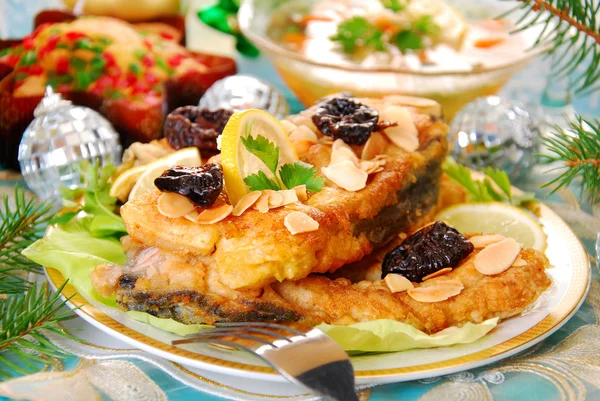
[
  {"left": 241, "top": 121, "right": 324, "bottom": 193},
  {"left": 329, "top": 8, "right": 440, "bottom": 54},
  {"left": 443, "top": 159, "right": 538, "bottom": 211}
]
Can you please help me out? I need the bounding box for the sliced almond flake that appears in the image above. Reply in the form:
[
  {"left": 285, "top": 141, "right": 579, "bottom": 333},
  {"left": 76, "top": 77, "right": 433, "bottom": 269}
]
[
  {"left": 320, "top": 136, "right": 334, "bottom": 145},
  {"left": 361, "top": 132, "right": 390, "bottom": 160},
  {"left": 196, "top": 204, "right": 233, "bottom": 224},
  {"left": 253, "top": 194, "right": 270, "bottom": 213},
  {"left": 469, "top": 234, "right": 507, "bottom": 249},
  {"left": 289, "top": 125, "right": 318, "bottom": 143},
  {"left": 279, "top": 189, "right": 299, "bottom": 205},
  {"left": 380, "top": 106, "right": 419, "bottom": 152},
  {"left": 407, "top": 280, "right": 464, "bottom": 303},
  {"left": 157, "top": 192, "right": 195, "bottom": 218},
  {"left": 373, "top": 167, "right": 384, "bottom": 173},
  {"left": 207, "top": 153, "right": 222, "bottom": 164},
  {"left": 184, "top": 210, "right": 200, "bottom": 222},
  {"left": 294, "top": 185, "right": 308, "bottom": 201},
  {"left": 284, "top": 211, "right": 319, "bottom": 235},
  {"left": 422, "top": 268, "right": 453, "bottom": 281},
  {"left": 512, "top": 257, "right": 527, "bottom": 267},
  {"left": 232, "top": 191, "right": 262, "bottom": 216},
  {"left": 265, "top": 190, "right": 284, "bottom": 207},
  {"left": 383, "top": 95, "right": 442, "bottom": 118},
  {"left": 322, "top": 160, "right": 368, "bottom": 192},
  {"left": 330, "top": 139, "right": 359, "bottom": 166},
  {"left": 293, "top": 139, "right": 317, "bottom": 159},
  {"left": 475, "top": 238, "right": 521, "bottom": 275},
  {"left": 280, "top": 120, "right": 297, "bottom": 133},
  {"left": 384, "top": 274, "right": 414, "bottom": 293}
]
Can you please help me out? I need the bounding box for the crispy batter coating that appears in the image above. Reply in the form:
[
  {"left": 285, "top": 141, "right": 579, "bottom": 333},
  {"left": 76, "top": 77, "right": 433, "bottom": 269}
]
[
  {"left": 273, "top": 249, "right": 551, "bottom": 333},
  {"left": 120, "top": 110, "right": 448, "bottom": 290}
]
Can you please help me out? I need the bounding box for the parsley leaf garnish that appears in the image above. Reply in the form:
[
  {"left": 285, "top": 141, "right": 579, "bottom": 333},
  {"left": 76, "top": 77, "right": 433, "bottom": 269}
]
[
  {"left": 280, "top": 162, "right": 325, "bottom": 192},
  {"left": 414, "top": 15, "right": 440, "bottom": 35},
  {"left": 381, "top": 0, "right": 405, "bottom": 12},
  {"left": 244, "top": 170, "right": 281, "bottom": 191},
  {"left": 394, "top": 30, "right": 423, "bottom": 51},
  {"left": 240, "top": 123, "right": 324, "bottom": 193},
  {"left": 443, "top": 159, "right": 537, "bottom": 210},
  {"left": 241, "top": 121, "right": 280, "bottom": 175},
  {"left": 330, "top": 17, "right": 386, "bottom": 53}
]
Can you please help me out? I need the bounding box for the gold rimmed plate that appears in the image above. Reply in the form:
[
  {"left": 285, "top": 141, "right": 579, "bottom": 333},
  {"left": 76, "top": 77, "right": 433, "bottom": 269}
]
[{"left": 45, "top": 200, "right": 590, "bottom": 385}]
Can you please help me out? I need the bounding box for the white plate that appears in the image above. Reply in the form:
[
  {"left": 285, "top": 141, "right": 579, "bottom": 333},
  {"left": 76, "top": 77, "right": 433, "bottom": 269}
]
[{"left": 45, "top": 201, "right": 590, "bottom": 385}]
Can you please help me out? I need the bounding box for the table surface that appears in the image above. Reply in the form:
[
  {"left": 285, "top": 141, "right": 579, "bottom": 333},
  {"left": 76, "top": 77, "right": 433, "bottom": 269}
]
[{"left": 1, "top": 2, "right": 600, "bottom": 400}]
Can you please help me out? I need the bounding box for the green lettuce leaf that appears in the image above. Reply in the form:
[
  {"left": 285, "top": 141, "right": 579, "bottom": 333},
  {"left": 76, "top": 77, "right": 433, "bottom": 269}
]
[
  {"left": 317, "top": 318, "right": 498, "bottom": 353},
  {"left": 126, "top": 311, "right": 212, "bottom": 336},
  {"left": 22, "top": 226, "right": 126, "bottom": 308}
]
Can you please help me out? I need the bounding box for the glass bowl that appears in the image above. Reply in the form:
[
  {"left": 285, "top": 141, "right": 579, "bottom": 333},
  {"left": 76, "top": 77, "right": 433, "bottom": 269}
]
[{"left": 239, "top": 0, "right": 545, "bottom": 120}]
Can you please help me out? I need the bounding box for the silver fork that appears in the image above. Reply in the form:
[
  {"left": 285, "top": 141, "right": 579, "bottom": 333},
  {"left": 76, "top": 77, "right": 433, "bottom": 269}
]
[{"left": 172, "top": 322, "right": 360, "bottom": 401}]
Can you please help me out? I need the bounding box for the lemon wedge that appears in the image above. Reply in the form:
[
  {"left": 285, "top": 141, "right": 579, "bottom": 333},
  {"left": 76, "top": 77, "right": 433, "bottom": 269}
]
[
  {"left": 435, "top": 202, "right": 547, "bottom": 251},
  {"left": 128, "top": 147, "right": 201, "bottom": 201},
  {"left": 220, "top": 109, "right": 297, "bottom": 205}
]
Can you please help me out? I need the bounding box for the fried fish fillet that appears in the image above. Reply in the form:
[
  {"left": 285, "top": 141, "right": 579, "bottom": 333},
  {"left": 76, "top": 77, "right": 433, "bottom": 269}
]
[
  {"left": 120, "top": 99, "right": 448, "bottom": 290},
  {"left": 102, "top": 243, "right": 550, "bottom": 333}
]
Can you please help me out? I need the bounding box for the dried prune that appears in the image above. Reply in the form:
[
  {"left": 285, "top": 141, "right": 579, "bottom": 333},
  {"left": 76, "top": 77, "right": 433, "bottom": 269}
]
[
  {"left": 164, "top": 106, "right": 233, "bottom": 152},
  {"left": 312, "top": 97, "right": 378, "bottom": 145},
  {"left": 154, "top": 163, "right": 223, "bottom": 207},
  {"left": 381, "top": 221, "right": 474, "bottom": 282}
]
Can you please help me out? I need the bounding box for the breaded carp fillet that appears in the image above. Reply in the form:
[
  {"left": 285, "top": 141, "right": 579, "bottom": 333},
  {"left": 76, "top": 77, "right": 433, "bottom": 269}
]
[
  {"left": 120, "top": 104, "right": 447, "bottom": 291},
  {"left": 102, "top": 244, "right": 550, "bottom": 333}
]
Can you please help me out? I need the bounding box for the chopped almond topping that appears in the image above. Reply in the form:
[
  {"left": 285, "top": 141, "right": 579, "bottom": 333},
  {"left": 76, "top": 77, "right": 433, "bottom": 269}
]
[
  {"left": 475, "top": 238, "right": 521, "bottom": 275},
  {"left": 289, "top": 125, "right": 318, "bottom": 143},
  {"left": 382, "top": 95, "right": 442, "bottom": 118},
  {"left": 422, "top": 268, "right": 453, "bottom": 281},
  {"left": 407, "top": 280, "right": 464, "bottom": 303},
  {"left": 294, "top": 185, "right": 308, "bottom": 201},
  {"left": 512, "top": 257, "right": 527, "bottom": 267},
  {"left": 279, "top": 189, "right": 299, "bottom": 205},
  {"left": 361, "top": 132, "right": 390, "bottom": 160},
  {"left": 157, "top": 192, "right": 195, "bottom": 218},
  {"left": 322, "top": 160, "right": 368, "bottom": 192},
  {"left": 469, "top": 234, "right": 507, "bottom": 249},
  {"left": 196, "top": 204, "right": 233, "bottom": 224},
  {"left": 232, "top": 191, "right": 262, "bottom": 216},
  {"left": 280, "top": 120, "right": 297, "bottom": 133},
  {"left": 380, "top": 106, "right": 419, "bottom": 152},
  {"left": 384, "top": 274, "right": 414, "bottom": 293},
  {"left": 284, "top": 211, "right": 319, "bottom": 235}
]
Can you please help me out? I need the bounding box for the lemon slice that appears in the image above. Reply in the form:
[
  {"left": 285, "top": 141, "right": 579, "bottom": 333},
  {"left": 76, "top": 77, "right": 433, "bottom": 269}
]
[
  {"left": 109, "top": 164, "right": 147, "bottom": 203},
  {"left": 128, "top": 147, "right": 201, "bottom": 201},
  {"left": 220, "top": 109, "right": 297, "bottom": 205},
  {"left": 435, "top": 202, "right": 547, "bottom": 251}
]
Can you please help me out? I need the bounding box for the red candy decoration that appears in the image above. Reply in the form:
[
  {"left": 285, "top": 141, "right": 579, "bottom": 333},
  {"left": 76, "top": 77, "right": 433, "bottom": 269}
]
[
  {"left": 65, "top": 31, "right": 86, "bottom": 41},
  {"left": 141, "top": 53, "right": 155, "bottom": 67},
  {"left": 56, "top": 57, "right": 70, "bottom": 74}
]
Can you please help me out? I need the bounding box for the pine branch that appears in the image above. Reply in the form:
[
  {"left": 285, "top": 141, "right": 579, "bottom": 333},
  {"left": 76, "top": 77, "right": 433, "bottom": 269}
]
[
  {"left": 539, "top": 117, "right": 600, "bottom": 204},
  {"left": 0, "top": 185, "right": 53, "bottom": 294},
  {"left": 0, "top": 282, "right": 77, "bottom": 377},
  {"left": 506, "top": 0, "right": 600, "bottom": 95}
]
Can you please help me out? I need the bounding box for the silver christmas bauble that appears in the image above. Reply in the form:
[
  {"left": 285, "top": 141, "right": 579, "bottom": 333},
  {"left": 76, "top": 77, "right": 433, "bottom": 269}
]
[
  {"left": 449, "top": 96, "right": 540, "bottom": 181},
  {"left": 18, "top": 87, "right": 122, "bottom": 201},
  {"left": 198, "top": 74, "right": 289, "bottom": 119}
]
